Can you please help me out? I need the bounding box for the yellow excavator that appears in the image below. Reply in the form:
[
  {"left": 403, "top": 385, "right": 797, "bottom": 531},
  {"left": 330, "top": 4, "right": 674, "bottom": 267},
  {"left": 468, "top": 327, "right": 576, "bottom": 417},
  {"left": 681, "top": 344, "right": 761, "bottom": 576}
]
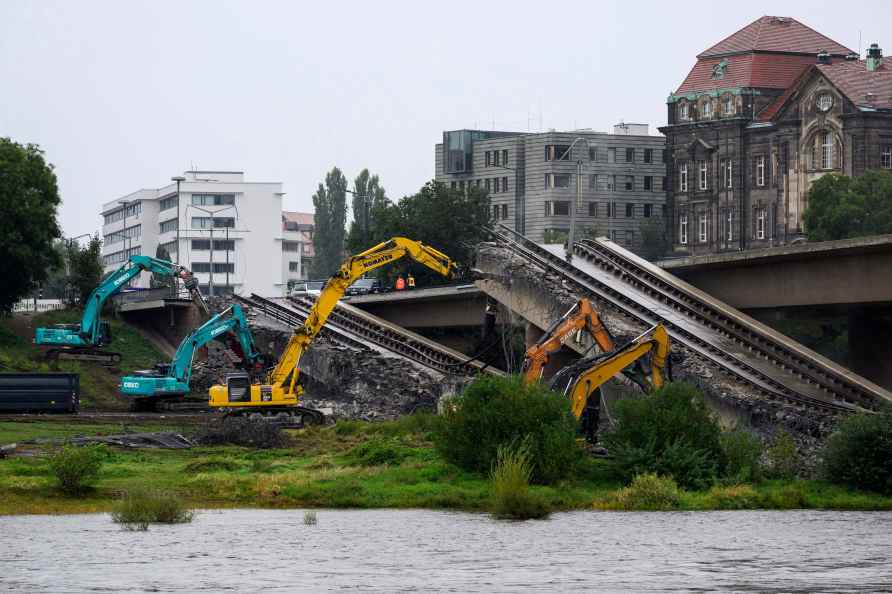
[
  {"left": 208, "top": 237, "right": 455, "bottom": 422},
  {"left": 521, "top": 299, "right": 671, "bottom": 442}
]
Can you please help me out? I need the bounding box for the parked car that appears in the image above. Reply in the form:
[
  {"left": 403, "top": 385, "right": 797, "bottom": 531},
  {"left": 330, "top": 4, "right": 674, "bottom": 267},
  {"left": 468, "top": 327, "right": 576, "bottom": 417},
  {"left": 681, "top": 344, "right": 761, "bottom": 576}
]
[
  {"left": 289, "top": 280, "right": 325, "bottom": 298},
  {"left": 345, "top": 278, "right": 380, "bottom": 296}
]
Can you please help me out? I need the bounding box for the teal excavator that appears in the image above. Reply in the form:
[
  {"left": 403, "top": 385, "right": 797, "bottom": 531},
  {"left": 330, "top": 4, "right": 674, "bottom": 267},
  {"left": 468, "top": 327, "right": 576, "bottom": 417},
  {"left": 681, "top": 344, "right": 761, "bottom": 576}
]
[
  {"left": 119, "top": 303, "right": 264, "bottom": 411},
  {"left": 34, "top": 256, "right": 208, "bottom": 365}
]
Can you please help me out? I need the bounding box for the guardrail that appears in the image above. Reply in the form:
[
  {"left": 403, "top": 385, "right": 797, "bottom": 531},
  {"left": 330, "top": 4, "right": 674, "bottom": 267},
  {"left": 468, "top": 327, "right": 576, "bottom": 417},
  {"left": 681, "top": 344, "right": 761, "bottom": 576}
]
[{"left": 12, "top": 299, "right": 66, "bottom": 313}]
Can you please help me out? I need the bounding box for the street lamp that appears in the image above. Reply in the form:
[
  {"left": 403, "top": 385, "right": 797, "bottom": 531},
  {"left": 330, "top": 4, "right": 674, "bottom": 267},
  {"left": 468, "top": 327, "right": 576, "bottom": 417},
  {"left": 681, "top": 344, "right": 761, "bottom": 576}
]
[
  {"left": 556, "top": 138, "right": 593, "bottom": 262},
  {"left": 186, "top": 203, "right": 238, "bottom": 297},
  {"left": 171, "top": 176, "right": 185, "bottom": 264}
]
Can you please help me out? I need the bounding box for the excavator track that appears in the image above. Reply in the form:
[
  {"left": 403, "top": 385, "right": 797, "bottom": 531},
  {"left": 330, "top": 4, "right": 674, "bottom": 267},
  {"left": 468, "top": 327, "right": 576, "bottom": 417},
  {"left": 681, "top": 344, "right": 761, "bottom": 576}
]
[
  {"left": 45, "top": 348, "right": 122, "bottom": 366},
  {"left": 224, "top": 406, "right": 325, "bottom": 428}
]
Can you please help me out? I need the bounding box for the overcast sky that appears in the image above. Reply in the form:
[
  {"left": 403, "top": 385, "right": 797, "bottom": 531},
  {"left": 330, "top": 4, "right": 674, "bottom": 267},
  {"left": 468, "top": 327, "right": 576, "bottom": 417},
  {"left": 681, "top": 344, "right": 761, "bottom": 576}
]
[{"left": 3, "top": 0, "right": 889, "bottom": 238}]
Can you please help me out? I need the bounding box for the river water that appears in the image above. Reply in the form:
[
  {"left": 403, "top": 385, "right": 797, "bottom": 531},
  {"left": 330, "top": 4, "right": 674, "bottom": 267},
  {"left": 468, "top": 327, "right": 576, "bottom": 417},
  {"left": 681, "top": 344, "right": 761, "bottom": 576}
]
[{"left": 2, "top": 509, "right": 891, "bottom": 593}]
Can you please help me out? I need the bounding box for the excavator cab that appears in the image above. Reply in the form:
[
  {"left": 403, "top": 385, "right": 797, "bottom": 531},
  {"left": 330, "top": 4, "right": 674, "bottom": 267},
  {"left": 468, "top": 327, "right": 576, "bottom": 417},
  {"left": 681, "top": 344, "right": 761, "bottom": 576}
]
[{"left": 224, "top": 372, "right": 252, "bottom": 403}]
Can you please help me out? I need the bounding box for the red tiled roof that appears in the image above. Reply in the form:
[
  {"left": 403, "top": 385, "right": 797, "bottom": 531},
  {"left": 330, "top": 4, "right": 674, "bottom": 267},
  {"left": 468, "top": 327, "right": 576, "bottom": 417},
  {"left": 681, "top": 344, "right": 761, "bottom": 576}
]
[
  {"left": 818, "top": 60, "right": 892, "bottom": 110},
  {"left": 676, "top": 54, "right": 820, "bottom": 94},
  {"left": 699, "top": 16, "right": 853, "bottom": 58}
]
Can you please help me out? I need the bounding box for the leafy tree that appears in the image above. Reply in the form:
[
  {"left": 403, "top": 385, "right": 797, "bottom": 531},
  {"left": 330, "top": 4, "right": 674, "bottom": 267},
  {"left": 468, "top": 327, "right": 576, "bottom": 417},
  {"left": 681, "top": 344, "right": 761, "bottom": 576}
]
[
  {"left": 346, "top": 169, "right": 387, "bottom": 253},
  {"left": 68, "top": 235, "right": 103, "bottom": 305},
  {"left": 804, "top": 170, "right": 892, "bottom": 241},
  {"left": 310, "top": 167, "right": 347, "bottom": 278},
  {"left": 151, "top": 245, "right": 174, "bottom": 290},
  {"left": 366, "top": 181, "right": 490, "bottom": 286},
  {"left": 638, "top": 217, "right": 669, "bottom": 261},
  {"left": 822, "top": 406, "right": 892, "bottom": 494},
  {"left": 0, "top": 138, "right": 62, "bottom": 313},
  {"left": 41, "top": 240, "right": 75, "bottom": 300}
]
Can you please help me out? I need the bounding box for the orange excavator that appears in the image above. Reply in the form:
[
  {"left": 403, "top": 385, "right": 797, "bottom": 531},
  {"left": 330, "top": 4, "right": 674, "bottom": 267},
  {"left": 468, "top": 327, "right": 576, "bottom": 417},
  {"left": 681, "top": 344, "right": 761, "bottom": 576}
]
[{"left": 521, "top": 298, "right": 615, "bottom": 383}]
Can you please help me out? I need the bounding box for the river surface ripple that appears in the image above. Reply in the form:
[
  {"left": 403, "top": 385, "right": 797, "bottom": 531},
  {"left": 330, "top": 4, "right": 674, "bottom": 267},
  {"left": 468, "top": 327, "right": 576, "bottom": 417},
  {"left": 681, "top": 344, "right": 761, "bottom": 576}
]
[{"left": 1, "top": 509, "right": 891, "bottom": 593}]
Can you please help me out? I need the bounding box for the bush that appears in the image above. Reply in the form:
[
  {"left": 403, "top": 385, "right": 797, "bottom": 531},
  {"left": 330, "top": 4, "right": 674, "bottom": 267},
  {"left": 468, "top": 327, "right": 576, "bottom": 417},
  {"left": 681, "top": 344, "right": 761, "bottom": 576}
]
[
  {"left": 347, "top": 438, "right": 412, "bottom": 467},
  {"left": 183, "top": 458, "right": 243, "bottom": 473},
  {"left": 602, "top": 382, "right": 724, "bottom": 489},
  {"left": 822, "top": 408, "right": 892, "bottom": 495},
  {"left": 434, "top": 375, "right": 584, "bottom": 484},
  {"left": 765, "top": 430, "right": 799, "bottom": 479},
  {"left": 111, "top": 488, "right": 193, "bottom": 530},
  {"left": 490, "top": 443, "right": 549, "bottom": 520},
  {"left": 706, "top": 484, "right": 761, "bottom": 510},
  {"left": 721, "top": 430, "right": 763, "bottom": 483},
  {"left": 604, "top": 473, "right": 681, "bottom": 511},
  {"left": 194, "top": 418, "right": 288, "bottom": 449},
  {"left": 49, "top": 444, "right": 104, "bottom": 496}
]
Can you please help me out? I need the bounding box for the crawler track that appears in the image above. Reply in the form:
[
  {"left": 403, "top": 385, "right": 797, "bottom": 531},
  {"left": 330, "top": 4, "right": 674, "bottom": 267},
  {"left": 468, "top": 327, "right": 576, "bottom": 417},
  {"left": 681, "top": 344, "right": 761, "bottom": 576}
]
[
  {"left": 486, "top": 225, "right": 892, "bottom": 415},
  {"left": 238, "top": 294, "right": 496, "bottom": 377}
]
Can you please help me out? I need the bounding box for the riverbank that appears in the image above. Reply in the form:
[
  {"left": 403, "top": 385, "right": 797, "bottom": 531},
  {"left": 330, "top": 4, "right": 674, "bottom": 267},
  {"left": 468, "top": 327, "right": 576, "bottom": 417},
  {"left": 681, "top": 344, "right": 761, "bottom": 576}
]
[{"left": 2, "top": 416, "right": 891, "bottom": 515}]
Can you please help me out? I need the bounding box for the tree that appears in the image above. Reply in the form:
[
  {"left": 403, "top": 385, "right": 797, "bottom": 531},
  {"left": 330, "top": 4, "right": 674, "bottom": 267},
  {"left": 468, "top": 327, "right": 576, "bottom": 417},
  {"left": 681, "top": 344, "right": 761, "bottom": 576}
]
[
  {"left": 346, "top": 169, "right": 387, "bottom": 253},
  {"left": 0, "top": 138, "right": 62, "bottom": 313},
  {"left": 804, "top": 170, "right": 892, "bottom": 241},
  {"left": 68, "top": 236, "right": 103, "bottom": 305},
  {"left": 368, "top": 181, "right": 490, "bottom": 286},
  {"left": 638, "top": 217, "right": 669, "bottom": 261},
  {"left": 151, "top": 245, "right": 174, "bottom": 290},
  {"left": 309, "top": 167, "right": 347, "bottom": 278}
]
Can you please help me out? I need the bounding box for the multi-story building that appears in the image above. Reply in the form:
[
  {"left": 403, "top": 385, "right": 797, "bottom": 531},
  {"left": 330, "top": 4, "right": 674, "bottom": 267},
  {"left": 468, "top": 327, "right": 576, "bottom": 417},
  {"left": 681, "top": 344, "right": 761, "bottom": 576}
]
[
  {"left": 661, "top": 16, "right": 892, "bottom": 256},
  {"left": 435, "top": 125, "right": 667, "bottom": 254},
  {"left": 282, "top": 211, "right": 315, "bottom": 286},
  {"left": 100, "top": 170, "right": 312, "bottom": 296}
]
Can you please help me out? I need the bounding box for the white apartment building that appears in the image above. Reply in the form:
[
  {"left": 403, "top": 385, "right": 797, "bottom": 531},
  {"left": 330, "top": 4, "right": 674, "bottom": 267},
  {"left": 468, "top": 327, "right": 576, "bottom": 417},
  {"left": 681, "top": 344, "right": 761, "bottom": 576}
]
[{"left": 100, "top": 170, "right": 313, "bottom": 297}]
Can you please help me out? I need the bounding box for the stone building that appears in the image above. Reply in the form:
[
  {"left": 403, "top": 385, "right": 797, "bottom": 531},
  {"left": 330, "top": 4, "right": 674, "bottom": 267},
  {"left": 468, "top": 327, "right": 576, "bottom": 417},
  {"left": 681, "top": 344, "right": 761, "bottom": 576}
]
[
  {"left": 435, "top": 125, "right": 667, "bottom": 254},
  {"left": 660, "top": 16, "right": 892, "bottom": 256}
]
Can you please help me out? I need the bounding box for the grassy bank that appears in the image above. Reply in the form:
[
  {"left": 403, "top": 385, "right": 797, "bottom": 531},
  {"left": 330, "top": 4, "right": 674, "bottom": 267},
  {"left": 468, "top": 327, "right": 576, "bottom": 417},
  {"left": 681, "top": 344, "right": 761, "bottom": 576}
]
[
  {"left": 0, "top": 310, "right": 164, "bottom": 410},
  {"left": 1, "top": 416, "right": 890, "bottom": 516}
]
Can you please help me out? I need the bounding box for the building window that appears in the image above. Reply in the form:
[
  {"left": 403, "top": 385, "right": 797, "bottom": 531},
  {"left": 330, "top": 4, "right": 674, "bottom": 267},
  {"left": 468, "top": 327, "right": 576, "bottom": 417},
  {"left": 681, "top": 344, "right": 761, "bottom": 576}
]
[
  {"left": 545, "top": 145, "right": 571, "bottom": 161},
  {"left": 545, "top": 173, "right": 571, "bottom": 189},
  {"left": 593, "top": 174, "right": 610, "bottom": 191},
  {"left": 588, "top": 202, "right": 599, "bottom": 217},
  {"left": 192, "top": 262, "right": 235, "bottom": 274},
  {"left": 191, "top": 194, "right": 235, "bottom": 206},
  {"left": 476, "top": 179, "right": 481, "bottom": 188},
  {"left": 484, "top": 179, "right": 491, "bottom": 192},
  {"left": 817, "top": 94, "right": 833, "bottom": 112},
  {"left": 192, "top": 239, "right": 234, "bottom": 251},
  {"left": 625, "top": 230, "right": 634, "bottom": 246},
  {"left": 502, "top": 176, "right": 508, "bottom": 192},
  {"left": 679, "top": 163, "right": 688, "bottom": 192},
  {"left": 159, "top": 195, "right": 178, "bottom": 211},
  {"left": 625, "top": 203, "right": 634, "bottom": 217},
  {"left": 679, "top": 102, "right": 690, "bottom": 121},
  {"left": 625, "top": 176, "right": 634, "bottom": 191},
  {"left": 679, "top": 214, "right": 688, "bottom": 245},
  {"left": 283, "top": 241, "right": 301, "bottom": 252},
  {"left": 485, "top": 151, "right": 491, "bottom": 167},
  {"left": 698, "top": 161, "right": 708, "bottom": 191},
  {"left": 492, "top": 205, "right": 500, "bottom": 220},
  {"left": 158, "top": 240, "right": 177, "bottom": 257},
  {"left": 726, "top": 209, "right": 734, "bottom": 241},
  {"left": 501, "top": 204, "right": 508, "bottom": 219},
  {"left": 722, "top": 159, "right": 733, "bottom": 189},
  {"left": 821, "top": 132, "right": 834, "bottom": 170},
  {"left": 723, "top": 95, "right": 735, "bottom": 116},
  {"left": 502, "top": 149, "right": 508, "bottom": 165},
  {"left": 882, "top": 146, "right": 892, "bottom": 170},
  {"left": 545, "top": 201, "right": 570, "bottom": 216},
  {"left": 588, "top": 146, "right": 598, "bottom": 161},
  {"left": 191, "top": 217, "right": 234, "bottom": 229},
  {"left": 756, "top": 155, "right": 766, "bottom": 187},
  {"left": 661, "top": 177, "right": 667, "bottom": 191},
  {"left": 702, "top": 99, "right": 713, "bottom": 119},
  {"left": 608, "top": 202, "right": 616, "bottom": 218},
  {"left": 625, "top": 148, "right": 635, "bottom": 163},
  {"left": 644, "top": 148, "right": 653, "bottom": 163},
  {"left": 289, "top": 261, "right": 300, "bottom": 272},
  {"left": 607, "top": 147, "right": 616, "bottom": 164},
  {"left": 756, "top": 208, "right": 766, "bottom": 239},
  {"left": 493, "top": 178, "right": 500, "bottom": 193},
  {"left": 159, "top": 219, "right": 178, "bottom": 234},
  {"left": 698, "top": 213, "right": 707, "bottom": 243},
  {"left": 644, "top": 176, "right": 653, "bottom": 191},
  {"left": 644, "top": 204, "right": 652, "bottom": 218}
]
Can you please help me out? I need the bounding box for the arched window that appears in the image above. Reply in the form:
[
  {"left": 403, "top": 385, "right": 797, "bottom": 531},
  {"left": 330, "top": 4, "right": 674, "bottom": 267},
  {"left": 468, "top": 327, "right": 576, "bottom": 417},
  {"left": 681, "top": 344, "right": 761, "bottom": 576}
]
[
  {"left": 809, "top": 130, "right": 841, "bottom": 170},
  {"left": 702, "top": 99, "right": 713, "bottom": 119},
  {"left": 722, "top": 94, "right": 735, "bottom": 116},
  {"left": 678, "top": 101, "right": 690, "bottom": 121},
  {"left": 821, "top": 131, "right": 834, "bottom": 170}
]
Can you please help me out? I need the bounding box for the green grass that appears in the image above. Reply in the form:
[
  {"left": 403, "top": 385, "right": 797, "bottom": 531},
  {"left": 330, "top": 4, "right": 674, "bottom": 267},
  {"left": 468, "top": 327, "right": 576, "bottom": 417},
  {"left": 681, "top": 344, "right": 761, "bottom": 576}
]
[
  {"left": 0, "top": 416, "right": 891, "bottom": 516},
  {"left": 0, "top": 310, "right": 165, "bottom": 410},
  {"left": 0, "top": 421, "right": 188, "bottom": 444}
]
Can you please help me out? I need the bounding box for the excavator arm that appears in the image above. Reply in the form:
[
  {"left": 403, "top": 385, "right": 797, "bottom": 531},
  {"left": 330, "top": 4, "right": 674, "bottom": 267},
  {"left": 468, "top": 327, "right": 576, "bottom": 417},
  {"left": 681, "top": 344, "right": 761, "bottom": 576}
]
[
  {"left": 268, "top": 237, "right": 455, "bottom": 392},
  {"left": 550, "top": 324, "right": 670, "bottom": 424},
  {"left": 521, "top": 298, "right": 614, "bottom": 382}
]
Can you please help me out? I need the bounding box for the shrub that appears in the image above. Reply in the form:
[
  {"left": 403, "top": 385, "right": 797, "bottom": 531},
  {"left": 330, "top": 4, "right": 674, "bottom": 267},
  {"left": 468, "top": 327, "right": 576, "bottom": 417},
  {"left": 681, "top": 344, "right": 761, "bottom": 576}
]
[
  {"left": 602, "top": 382, "right": 724, "bottom": 489},
  {"left": 822, "top": 408, "right": 892, "bottom": 495},
  {"left": 194, "top": 418, "right": 287, "bottom": 449},
  {"left": 434, "top": 375, "right": 584, "bottom": 484},
  {"left": 183, "top": 458, "right": 243, "bottom": 473},
  {"left": 49, "top": 444, "right": 104, "bottom": 496},
  {"left": 721, "top": 430, "right": 763, "bottom": 483},
  {"left": 604, "top": 473, "right": 681, "bottom": 511},
  {"left": 489, "top": 443, "right": 549, "bottom": 520},
  {"left": 347, "top": 438, "right": 412, "bottom": 467},
  {"left": 765, "top": 430, "right": 799, "bottom": 480},
  {"left": 111, "top": 488, "right": 194, "bottom": 530},
  {"left": 706, "top": 484, "right": 761, "bottom": 510}
]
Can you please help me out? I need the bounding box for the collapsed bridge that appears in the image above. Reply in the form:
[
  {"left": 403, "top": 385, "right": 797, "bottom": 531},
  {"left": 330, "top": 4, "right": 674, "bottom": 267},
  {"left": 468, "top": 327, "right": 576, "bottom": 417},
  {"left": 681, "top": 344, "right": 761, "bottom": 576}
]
[{"left": 476, "top": 225, "right": 892, "bottom": 426}]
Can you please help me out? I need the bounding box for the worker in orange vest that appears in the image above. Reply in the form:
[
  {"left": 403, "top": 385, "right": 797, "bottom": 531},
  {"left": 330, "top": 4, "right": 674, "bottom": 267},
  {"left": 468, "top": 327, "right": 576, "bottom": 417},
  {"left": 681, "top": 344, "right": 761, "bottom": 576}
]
[
  {"left": 395, "top": 275, "right": 406, "bottom": 291},
  {"left": 407, "top": 274, "right": 416, "bottom": 289}
]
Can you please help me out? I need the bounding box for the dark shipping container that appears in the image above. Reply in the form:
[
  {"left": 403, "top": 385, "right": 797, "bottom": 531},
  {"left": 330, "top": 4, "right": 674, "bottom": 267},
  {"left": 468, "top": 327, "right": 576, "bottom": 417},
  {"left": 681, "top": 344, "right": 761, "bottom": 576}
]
[{"left": 0, "top": 373, "right": 79, "bottom": 413}]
